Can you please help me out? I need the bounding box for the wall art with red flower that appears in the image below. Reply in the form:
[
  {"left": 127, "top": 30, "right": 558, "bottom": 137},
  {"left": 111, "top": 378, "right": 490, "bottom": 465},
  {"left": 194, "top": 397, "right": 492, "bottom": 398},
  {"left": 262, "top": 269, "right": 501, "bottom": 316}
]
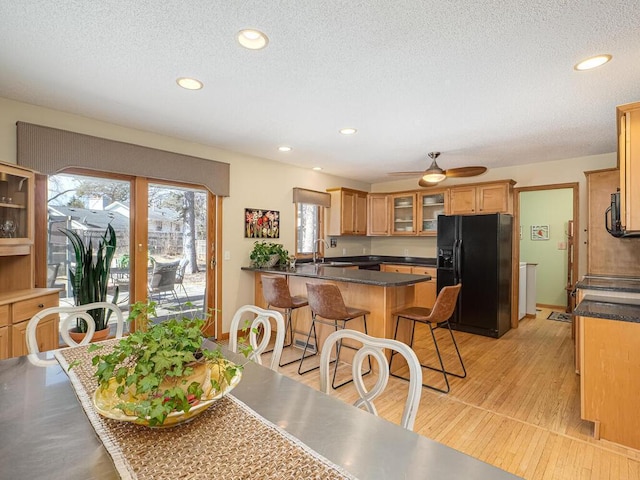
[{"left": 245, "top": 208, "right": 280, "bottom": 238}]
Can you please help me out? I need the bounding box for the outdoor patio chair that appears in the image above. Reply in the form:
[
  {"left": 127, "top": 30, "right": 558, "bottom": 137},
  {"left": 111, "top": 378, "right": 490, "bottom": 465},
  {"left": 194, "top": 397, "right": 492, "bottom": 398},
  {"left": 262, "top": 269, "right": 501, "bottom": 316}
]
[{"left": 148, "top": 261, "right": 180, "bottom": 303}]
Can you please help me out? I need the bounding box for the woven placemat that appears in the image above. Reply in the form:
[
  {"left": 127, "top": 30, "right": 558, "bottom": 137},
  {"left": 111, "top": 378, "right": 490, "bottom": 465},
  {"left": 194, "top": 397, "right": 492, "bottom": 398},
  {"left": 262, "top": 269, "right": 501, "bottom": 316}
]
[{"left": 55, "top": 340, "right": 357, "bottom": 480}]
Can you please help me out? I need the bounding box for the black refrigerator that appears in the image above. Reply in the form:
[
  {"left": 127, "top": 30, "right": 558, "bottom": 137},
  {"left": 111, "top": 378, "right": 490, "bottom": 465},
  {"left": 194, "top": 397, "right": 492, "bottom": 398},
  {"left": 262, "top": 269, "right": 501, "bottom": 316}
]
[{"left": 436, "top": 213, "right": 512, "bottom": 338}]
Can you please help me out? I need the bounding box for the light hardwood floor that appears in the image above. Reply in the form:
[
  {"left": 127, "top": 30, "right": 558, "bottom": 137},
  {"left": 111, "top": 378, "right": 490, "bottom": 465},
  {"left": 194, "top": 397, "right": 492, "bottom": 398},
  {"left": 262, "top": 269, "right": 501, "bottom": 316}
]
[{"left": 271, "top": 308, "right": 640, "bottom": 479}]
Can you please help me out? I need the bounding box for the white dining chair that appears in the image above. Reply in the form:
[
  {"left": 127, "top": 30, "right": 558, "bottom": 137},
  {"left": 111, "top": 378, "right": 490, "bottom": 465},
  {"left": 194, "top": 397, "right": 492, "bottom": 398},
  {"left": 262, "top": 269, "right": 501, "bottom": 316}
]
[
  {"left": 228, "top": 305, "right": 285, "bottom": 372},
  {"left": 319, "top": 329, "right": 423, "bottom": 431},
  {"left": 27, "top": 302, "right": 125, "bottom": 366}
]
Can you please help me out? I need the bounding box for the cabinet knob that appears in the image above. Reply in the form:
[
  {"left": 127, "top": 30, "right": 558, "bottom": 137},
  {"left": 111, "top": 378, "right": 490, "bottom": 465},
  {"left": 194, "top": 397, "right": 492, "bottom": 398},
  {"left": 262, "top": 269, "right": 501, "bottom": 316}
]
[{"left": 38, "top": 303, "right": 44, "bottom": 308}]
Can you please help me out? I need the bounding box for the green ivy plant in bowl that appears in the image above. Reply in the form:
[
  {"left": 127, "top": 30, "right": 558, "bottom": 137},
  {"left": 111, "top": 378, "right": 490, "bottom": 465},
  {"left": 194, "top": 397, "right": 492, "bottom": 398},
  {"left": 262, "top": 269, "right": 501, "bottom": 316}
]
[
  {"left": 88, "top": 302, "right": 252, "bottom": 427},
  {"left": 249, "top": 240, "right": 289, "bottom": 268}
]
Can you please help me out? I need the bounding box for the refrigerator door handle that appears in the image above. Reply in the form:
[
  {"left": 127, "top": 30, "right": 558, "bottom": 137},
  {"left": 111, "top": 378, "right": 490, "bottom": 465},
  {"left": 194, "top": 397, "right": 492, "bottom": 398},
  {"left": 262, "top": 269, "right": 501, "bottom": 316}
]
[{"left": 453, "top": 239, "right": 461, "bottom": 284}]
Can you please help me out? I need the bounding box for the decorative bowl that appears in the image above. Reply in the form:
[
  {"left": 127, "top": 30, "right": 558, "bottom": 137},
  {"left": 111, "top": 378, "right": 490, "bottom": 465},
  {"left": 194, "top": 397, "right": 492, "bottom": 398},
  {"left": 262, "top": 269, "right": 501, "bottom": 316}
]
[{"left": 92, "top": 363, "right": 242, "bottom": 428}]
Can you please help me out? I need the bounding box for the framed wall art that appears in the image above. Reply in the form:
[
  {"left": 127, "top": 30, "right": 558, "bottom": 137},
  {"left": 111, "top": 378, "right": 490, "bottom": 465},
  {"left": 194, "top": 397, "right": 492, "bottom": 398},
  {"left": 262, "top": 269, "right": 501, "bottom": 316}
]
[
  {"left": 245, "top": 208, "right": 280, "bottom": 238},
  {"left": 531, "top": 225, "right": 549, "bottom": 240}
]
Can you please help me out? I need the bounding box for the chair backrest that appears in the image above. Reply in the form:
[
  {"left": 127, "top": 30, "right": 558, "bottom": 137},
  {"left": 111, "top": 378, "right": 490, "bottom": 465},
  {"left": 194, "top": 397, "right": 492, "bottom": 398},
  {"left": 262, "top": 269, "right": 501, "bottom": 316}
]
[
  {"left": 319, "top": 329, "right": 422, "bottom": 431},
  {"left": 429, "top": 283, "right": 462, "bottom": 323},
  {"left": 26, "top": 302, "right": 124, "bottom": 366},
  {"left": 175, "top": 257, "right": 189, "bottom": 285},
  {"left": 306, "top": 283, "right": 349, "bottom": 320},
  {"left": 228, "top": 305, "right": 285, "bottom": 372},
  {"left": 261, "top": 275, "right": 294, "bottom": 309},
  {"left": 47, "top": 263, "right": 60, "bottom": 288},
  {"left": 149, "top": 261, "right": 179, "bottom": 293}
]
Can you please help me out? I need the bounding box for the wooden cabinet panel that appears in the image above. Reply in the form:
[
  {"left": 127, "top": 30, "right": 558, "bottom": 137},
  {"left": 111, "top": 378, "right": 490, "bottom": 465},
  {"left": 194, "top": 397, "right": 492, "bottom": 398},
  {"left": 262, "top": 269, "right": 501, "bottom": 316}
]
[
  {"left": 618, "top": 101, "right": 640, "bottom": 233},
  {"left": 449, "top": 181, "right": 514, "bottom": 215},
  {"left": 381, "top": 264, "right": 413, "bottom": 274},
  {"left": 580, "top": 315, "right": 640, "bottom": 449},
  {"left": 0, "top": 304, "right": 8, "bottom": 327},
  {"left": 327, "top": 188, "right": 368, "bottom": 236},
  {"left": 412, "top": 266, "right": 437, "bottom": 308},
  {"left": 367, "top": 194, "right": 389, "bottom": 235},
  {"left": 11, "top": 316, "right": 58, "bottom": 357},
  {"left": 0, "top": 326, "right": 9, "bottom": 360},
  {"left": 11, "top": 292, "right": 59, "bottom": 324},
  {"left": 449, "top": 186, "right": 476, "bottom": 214}
]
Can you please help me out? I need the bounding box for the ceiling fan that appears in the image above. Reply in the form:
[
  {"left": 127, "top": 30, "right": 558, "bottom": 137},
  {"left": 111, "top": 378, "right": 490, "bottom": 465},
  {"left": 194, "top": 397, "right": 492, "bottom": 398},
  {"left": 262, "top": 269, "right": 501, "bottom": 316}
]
[{"left": 389, "top": 152, "right": 487, "bottom": 187}]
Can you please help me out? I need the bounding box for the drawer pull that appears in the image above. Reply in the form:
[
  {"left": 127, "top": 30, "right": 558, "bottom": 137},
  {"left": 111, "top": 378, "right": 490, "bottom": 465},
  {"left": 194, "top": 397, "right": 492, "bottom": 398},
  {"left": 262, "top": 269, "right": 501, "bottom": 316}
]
[{"left": 38, "top": 303, "right": 44, "bottom": 308}]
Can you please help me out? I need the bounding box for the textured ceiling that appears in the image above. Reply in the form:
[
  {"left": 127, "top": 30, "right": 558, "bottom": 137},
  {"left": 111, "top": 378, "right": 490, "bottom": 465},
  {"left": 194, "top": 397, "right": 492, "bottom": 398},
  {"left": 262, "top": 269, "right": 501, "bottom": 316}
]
[{"left": 1, "top": 1, "right": 639, "bottom": 184}]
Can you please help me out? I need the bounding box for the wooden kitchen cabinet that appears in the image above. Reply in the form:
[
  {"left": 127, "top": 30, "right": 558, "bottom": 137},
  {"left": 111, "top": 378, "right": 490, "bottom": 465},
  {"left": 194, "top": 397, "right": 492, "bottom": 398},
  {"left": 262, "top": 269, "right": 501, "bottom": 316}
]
[
  {"left": 381, "top": 264, "right": 413, "bottom": 274},
  {"left": 411, "top": 266, "right": 437, "bottom": 308},
  {"left": 367, "top": 194, "right": 389, "bottom": 236},
  {"left": 390, "top": 193, "right": 417, "bottom": 235},
  {"left": 327, "top": 188, "right": 368, "bottom": 236},
  {"left": 0, "top": 304, "right": 9, "bottom": 360},
  {"left": 1, "top": 289, "right": 60, "bottom": 357},
  {"left": 418, "top": 190, "right": 447, "bottom": 235},
  {"left": 617, "top": 101, "right": 640, "bottom": 233},
  {"left": 449, "top": 180, "right": 515, "bottom": 215}
]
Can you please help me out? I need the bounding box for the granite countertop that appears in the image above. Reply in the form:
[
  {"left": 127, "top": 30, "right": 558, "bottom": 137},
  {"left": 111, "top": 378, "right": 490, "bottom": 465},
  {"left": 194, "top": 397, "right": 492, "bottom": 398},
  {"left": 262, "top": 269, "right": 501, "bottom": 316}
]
[
  {"left": 320, "top": 255, "right": 437, "bottom": 268},
  {"left": 574, "top": 294, "right": 640, "bottom": 323},
  {"left": 241, "top": 264, "right": 431, "bottom": 287},
  {"left": 575, "top": 275, "right": 640, "bottom": 294}
]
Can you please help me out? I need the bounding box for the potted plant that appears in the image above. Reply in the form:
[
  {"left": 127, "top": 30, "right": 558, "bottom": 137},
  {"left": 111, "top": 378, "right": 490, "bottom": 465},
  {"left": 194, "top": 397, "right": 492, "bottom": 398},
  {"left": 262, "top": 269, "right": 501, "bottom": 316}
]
[
  {"left": 249, "top": 240, "right": 289, "bottom": 268},
  {"left": 61, "top": 224, "right": 119, "bottom": 340},
  {"left": 88, "top": 303, "right": 251, "bottom": 426}
]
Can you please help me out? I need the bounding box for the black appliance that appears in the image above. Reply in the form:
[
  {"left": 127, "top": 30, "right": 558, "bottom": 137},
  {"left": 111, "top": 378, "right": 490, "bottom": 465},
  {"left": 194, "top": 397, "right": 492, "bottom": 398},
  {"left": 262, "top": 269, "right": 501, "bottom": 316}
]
[
  {"left": 605, "top": 191, "right": 640, "bottom": 238},
  {"left": 437, "top": 213, "right": 512, "bottom": 338}
]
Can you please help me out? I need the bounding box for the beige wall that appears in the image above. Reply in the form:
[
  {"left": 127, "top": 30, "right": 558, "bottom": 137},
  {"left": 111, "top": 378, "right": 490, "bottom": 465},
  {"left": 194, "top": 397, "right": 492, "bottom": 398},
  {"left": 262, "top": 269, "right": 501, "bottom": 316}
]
[
  {"left": 0, "top": 97, "right": 369, "bottom": 332},
  {"left": 0, "top": 96, "right": 616, "bottom": 331}
]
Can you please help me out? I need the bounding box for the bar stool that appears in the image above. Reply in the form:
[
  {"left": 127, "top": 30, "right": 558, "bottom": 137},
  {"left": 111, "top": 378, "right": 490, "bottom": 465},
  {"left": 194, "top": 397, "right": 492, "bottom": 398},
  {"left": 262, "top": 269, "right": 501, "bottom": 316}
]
[
  {"left": 390, "top": 283, "right": 466, "bottom": 393},
  {"left": 299, "top": 283, "right": 372, "bottom": 389},
  {"left": 261, "top": 275, "right": 310, "bottom": 367}
]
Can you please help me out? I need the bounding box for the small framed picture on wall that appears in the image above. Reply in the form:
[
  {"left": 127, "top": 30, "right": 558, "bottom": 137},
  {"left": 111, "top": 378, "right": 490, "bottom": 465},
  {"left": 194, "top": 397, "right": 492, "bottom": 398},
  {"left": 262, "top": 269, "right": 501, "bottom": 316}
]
[{"left": 531, "top": 225, "right": 549, "bottom": 240}]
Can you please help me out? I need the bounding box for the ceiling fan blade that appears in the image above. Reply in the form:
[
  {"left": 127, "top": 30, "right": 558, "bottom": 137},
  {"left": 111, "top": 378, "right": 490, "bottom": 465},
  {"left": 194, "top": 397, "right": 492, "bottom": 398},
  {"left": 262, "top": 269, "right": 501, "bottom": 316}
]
[
  {"left": 388, "top": 171, "right": 426, "bottom": 176},
  {"left": 445, "top": 166, "right": 487, "bottom": 178}
]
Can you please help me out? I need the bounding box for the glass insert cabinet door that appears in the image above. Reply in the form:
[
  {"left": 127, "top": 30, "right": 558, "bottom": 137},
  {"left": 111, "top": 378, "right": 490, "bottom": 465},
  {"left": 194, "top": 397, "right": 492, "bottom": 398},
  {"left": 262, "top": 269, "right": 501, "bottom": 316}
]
[
  {"left": 419, "top": 191, "right": 446, "bottom": 235},
  {"left": 390, "top": 193, "right": 416, "bottom": 235},
  {"left": 0, "top": 163, "right": 33, "bottom": 244}
]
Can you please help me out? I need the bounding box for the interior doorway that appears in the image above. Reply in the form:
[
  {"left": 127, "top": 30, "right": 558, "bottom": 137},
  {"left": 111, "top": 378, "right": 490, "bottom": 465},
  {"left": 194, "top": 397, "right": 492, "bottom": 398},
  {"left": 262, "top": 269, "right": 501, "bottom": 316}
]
[{"left": 514, "top": 183, "right": 579, "bottom": 319}]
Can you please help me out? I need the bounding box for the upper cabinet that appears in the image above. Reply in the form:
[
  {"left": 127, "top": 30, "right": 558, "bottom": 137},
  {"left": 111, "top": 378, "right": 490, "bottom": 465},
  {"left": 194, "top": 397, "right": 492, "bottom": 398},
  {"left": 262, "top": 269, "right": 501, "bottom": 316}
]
[
  {"left": 367, "top": 194, "right": 389, "bottom": 236},
  {"left": 618, "top": 101, "right": 640, "bottom": 233},
  {"left": 417, "top": 190, "right": 448, "bottom": 236},
  {"left": 327, "top": 188, "right": 368, "bottom": 236},
  {"left": 390, "top": 193, "right": 417, "bottom": 235},
  {"left": 0, "top": 162, "right": 34, "bottom": 255},
  {"left": 449, "top": 180, "right": 515, "bottom": 215}
]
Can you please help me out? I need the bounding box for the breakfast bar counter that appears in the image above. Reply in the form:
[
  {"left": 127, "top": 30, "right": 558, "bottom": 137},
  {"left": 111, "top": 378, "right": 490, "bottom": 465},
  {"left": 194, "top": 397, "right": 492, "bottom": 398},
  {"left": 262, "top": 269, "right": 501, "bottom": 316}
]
[{"left": 242, "top": 264, "right": 431, "bottom": 349}]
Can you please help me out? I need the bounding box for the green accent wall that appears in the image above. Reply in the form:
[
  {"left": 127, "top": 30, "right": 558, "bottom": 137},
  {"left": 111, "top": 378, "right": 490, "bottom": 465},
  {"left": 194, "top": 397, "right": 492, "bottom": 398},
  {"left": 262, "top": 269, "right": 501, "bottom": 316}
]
[{"left": 520, "top": 189, "right": 573, "bottom": 307}]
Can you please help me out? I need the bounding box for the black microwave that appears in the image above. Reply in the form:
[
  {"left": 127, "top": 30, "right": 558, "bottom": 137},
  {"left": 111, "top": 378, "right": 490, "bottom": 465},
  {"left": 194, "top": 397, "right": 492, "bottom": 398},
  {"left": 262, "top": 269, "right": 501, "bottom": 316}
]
[{"left": 605, "top": 191, "right": 640, "bottom": 238}]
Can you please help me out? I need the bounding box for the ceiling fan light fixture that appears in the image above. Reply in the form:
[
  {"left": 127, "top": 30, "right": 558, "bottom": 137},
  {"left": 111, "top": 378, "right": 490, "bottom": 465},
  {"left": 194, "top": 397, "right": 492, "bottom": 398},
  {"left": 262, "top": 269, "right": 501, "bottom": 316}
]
[{"left": 421, "top": 159, "right": 446, "bottom": 183}]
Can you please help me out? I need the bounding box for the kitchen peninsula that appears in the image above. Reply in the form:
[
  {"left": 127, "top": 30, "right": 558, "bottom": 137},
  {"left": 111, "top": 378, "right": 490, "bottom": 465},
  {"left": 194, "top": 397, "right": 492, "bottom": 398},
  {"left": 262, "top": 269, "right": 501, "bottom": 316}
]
[{"left": 242, "top": 261, "right": 432, "bottom": 350}]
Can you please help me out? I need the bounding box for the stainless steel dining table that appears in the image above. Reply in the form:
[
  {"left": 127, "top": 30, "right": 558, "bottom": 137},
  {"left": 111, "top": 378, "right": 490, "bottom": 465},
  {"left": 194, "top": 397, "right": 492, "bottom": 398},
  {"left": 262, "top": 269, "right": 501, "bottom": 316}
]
[{"left": 0, "top": 343, "right": 520, "bottom": 479}]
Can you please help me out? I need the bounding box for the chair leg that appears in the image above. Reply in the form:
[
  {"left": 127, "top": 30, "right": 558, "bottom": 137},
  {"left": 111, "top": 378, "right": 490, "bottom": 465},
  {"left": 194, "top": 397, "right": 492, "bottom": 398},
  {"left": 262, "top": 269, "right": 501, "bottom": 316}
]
[
  {"left": 331, "top": 315, "right": 372, "bottom": 390},
  {"left": 390, "top": 315, "right": 417, "bottom": 383},
  {"left": 297, "top": 316, "right": 323, "bottom": 375},
  {"left": 441, "top": 321, "right": 467, "bottom": 379},
  {"left": 279, "top": 307, "right": 314, "bottom": 367}
]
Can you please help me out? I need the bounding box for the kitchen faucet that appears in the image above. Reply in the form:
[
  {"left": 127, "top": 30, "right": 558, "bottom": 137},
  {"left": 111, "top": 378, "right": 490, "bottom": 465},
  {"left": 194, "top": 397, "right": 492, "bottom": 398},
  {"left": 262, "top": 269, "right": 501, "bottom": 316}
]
[{"left": 313, "top": 238, "right": 330, "bottom": 263}]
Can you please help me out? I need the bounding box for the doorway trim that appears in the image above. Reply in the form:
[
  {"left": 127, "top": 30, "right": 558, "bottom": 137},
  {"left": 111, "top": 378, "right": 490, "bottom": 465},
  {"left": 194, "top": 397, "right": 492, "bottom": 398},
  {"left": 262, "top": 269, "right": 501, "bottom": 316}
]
[{"left": 512, "top": 182, "right": 579, "bottom": 326}]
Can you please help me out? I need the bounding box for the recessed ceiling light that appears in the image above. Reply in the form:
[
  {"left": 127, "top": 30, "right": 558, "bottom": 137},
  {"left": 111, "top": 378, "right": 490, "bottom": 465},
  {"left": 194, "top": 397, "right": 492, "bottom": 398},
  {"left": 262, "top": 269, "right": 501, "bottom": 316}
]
[
  {"left": 339, "top": 127, "right": 357, "bottom": 135},
  {"left": 312, "top": 167, "right": 323, "bottom": 171},
  {"left": 176, "top": 77, "right": 203, "bottom": 90},
  {"left": 278, "top": 146, "right": 292, "bottom": 152},
  {"left": 574, "top": 54, "right": 612, "bottom": 71},
  {"left": 237, "top": 29, "right": 269, "bottom": 50}
]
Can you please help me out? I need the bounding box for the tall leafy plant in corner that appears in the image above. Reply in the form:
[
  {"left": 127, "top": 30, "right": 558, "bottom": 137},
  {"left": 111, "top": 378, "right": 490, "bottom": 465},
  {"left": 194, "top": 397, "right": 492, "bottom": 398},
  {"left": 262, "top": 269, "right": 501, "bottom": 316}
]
[{"left": 61, "top": 224, "right": 119, "bottom": 333}]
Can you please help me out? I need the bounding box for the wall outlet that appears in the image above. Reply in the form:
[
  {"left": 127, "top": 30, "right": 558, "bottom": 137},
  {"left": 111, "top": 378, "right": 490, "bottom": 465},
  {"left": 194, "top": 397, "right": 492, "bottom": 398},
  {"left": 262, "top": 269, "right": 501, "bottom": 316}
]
[
  {"left": 557, "top": 242, "right": 567, "bottom": 250},
  {"left": 342, "top": 248, "right": 347, "bottom": 255},
  {"left": 403, "top": 248, "right": 409, "bottom": 256},
  {"left": 330, "top": 237, "right": 337, "bottom": 247},
  {"left": 224, "top": 250, "right": 231, "bottom": 260},
  {"left": 362, "top": 247, "right": 367, "bottom": 254}
]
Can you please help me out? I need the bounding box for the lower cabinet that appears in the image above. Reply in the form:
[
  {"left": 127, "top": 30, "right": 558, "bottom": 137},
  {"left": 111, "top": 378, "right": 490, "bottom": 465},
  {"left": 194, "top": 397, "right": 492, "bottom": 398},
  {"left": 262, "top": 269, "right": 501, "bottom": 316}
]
[
  {"left": 0, "top": 289, "right": 60, "bottom": 358},
  {"left": 381, "top": 265, "right": 437, "bottom": 308}
]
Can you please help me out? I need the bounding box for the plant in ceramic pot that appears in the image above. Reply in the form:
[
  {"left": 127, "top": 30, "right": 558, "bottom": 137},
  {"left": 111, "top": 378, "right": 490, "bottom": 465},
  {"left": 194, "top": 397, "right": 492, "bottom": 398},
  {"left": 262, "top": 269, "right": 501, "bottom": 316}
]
[
  {"left": 249, "top": 240, "right": 289, "bottom": 268},
  {"left": 61, "top": 224, "right": 119, "bottom": 340},
  {"left": 88, "top": 303, "right": 251, "bottom": 427}
]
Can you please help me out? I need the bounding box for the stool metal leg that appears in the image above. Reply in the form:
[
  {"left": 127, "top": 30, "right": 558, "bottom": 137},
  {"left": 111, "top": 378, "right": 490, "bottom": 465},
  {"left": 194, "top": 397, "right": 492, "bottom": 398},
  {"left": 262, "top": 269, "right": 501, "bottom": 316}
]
[
  {"left": 331, "top": 315, "right": 372, "bottom": 390},
  {"left": 298, "top": 314, "right": 324, "bottom": 375}
]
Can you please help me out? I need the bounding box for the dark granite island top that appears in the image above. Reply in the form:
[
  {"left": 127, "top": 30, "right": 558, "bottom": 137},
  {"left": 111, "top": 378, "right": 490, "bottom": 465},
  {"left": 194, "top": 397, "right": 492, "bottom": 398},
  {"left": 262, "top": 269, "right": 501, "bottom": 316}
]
[
  {"left": 241, "top": 264, "right": 431, "bottom": 286},
  {"left": 574, "top": 294, "right": 640, "bottom": 323}
]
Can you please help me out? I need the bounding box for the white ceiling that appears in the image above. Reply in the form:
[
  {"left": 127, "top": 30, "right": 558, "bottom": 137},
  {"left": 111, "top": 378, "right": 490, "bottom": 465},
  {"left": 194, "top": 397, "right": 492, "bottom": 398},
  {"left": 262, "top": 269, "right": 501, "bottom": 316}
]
[{"left": 1, "top": 1, "right": 639, "bottom": 184}]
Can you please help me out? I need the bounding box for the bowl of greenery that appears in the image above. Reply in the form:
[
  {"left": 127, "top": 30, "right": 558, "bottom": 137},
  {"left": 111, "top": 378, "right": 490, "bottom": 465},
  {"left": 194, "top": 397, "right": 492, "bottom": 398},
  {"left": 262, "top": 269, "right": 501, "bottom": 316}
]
[
  {"left": 249, "top": 240, "right": 289, "bottom": 268},
  {"left": 88, "top": 303, "right": 250, "bottom": 427}
]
